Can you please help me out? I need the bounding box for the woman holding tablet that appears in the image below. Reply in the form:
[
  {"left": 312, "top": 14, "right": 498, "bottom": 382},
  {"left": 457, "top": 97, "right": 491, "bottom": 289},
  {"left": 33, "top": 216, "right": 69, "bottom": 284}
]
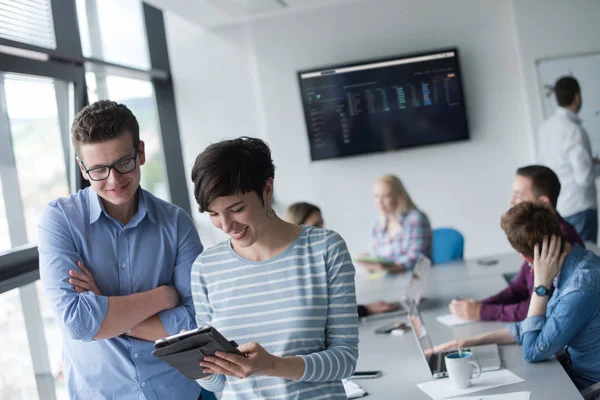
[
  {"left": 357, "top": 174, "right": 432, "bottom": 274},
  {"left": 189, "top": 137, "right": 359, "bottom": 399}
]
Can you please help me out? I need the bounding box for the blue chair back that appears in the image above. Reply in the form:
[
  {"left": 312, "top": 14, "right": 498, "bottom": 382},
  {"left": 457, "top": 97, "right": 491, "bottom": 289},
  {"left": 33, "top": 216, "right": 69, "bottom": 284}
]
[{"left": 432, "top": 228, "right": 464, "bottom": 264}]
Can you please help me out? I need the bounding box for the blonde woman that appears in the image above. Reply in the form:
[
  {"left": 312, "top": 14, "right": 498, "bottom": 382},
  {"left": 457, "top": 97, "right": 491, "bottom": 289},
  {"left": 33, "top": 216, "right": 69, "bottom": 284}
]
[
  {"left": 359, "top": 174, "right": 432, "bottom": 274},
  {"left": 287, "top": 201, "right": 400, "bottom": 317}
]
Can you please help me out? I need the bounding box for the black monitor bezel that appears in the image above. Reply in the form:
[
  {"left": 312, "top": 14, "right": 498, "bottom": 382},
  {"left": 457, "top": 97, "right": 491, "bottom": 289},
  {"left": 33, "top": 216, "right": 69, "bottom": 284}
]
[{"left": 296, "top": 47, "right": 470, "bottom": 162}]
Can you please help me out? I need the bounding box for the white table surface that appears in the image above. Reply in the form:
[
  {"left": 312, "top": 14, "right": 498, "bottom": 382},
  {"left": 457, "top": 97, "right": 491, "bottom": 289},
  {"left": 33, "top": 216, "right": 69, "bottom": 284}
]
[{"left": 352, "top": 253, "right": 583, "bottom": 399}]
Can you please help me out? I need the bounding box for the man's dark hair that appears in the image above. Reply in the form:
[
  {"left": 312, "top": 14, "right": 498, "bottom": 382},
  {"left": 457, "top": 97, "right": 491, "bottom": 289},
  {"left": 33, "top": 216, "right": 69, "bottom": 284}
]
[
  {"left": 554, "top": 76, "right": 580, "bottom": 107},
  {"left": 516, "top": 165, "right": 561, "bottom": 208},
  {"left": 191, "top": 137, "right": 275, "bottom": 212},
  {"left": 501, "top": 201, "right": 564, "bottom": 259},
  {"left": 71, "top": 100, "right": 139, "bottom": 153}
]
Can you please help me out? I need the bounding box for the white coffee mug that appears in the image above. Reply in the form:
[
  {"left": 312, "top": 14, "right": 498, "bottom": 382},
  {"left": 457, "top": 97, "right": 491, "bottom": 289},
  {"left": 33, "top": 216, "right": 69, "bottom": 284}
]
[{"left": 445, "top": 351, "right": 481, "bottom": 389}]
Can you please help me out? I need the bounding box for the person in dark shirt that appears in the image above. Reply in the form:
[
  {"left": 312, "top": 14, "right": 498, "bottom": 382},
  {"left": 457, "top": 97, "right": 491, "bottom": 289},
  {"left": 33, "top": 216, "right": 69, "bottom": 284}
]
[{"left": 449, "top": 165, "right": 584, "bottom": 322}]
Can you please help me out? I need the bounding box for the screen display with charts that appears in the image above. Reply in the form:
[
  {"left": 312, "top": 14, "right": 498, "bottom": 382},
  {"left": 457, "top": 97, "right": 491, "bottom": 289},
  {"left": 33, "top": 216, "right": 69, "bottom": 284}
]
[{"left": 298, "top": 48, "right": 470, "bottom": 161}]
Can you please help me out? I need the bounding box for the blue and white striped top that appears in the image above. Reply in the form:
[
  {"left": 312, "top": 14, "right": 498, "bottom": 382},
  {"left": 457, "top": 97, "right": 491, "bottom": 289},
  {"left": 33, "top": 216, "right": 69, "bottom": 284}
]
[{"left": 191, "top": 226, "right": 359, "bottom": 399}]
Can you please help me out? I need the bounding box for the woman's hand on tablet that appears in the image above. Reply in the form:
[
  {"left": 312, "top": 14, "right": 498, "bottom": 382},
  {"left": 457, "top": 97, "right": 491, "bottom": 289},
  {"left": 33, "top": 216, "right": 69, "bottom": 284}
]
[
  {"left": 200, "top": 342, "right": 275, "bottom": 378},
  {"left": 200, "top": 342, "right": 305, "bottom": 380}
]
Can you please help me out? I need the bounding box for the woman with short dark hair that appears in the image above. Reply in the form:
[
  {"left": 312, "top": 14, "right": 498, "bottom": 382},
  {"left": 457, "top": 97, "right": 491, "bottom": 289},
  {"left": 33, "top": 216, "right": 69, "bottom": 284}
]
[{"left": 190, "top": 137, "right": 359, "bottom": 399}]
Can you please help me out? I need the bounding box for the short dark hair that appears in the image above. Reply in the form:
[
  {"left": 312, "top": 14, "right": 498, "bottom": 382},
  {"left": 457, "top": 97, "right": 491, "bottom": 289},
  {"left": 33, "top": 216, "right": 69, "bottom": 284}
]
[
  {"left": 286, "top": 202, "right": 321, "bottom": 225},
  {"left": 554, "top": 76, "right": 580, "bottom": 107},
  {"left": 516, "top": 165, "right": 561, "bottom": 208},
  {"left": 191, "top": 137, "right": 275, "bottom": 213},
  {"left": 71, "top": 100, "right": 139, "bottom": 153},
  {"left": 501, "top": 201, "right": 564, "bottom": 259}
]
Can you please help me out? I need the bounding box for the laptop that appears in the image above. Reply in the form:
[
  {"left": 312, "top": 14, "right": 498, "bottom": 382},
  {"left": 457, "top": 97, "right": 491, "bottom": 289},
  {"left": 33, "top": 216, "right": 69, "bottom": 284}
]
[
  {"left": 400, "top": 254, "right": 432, "bottom": 311},
  {"left": 407, "top": 302, "right": 502, "bottom": 378},
  {"left": 366, "top": 255, "right": 432, "bottom": 327}
]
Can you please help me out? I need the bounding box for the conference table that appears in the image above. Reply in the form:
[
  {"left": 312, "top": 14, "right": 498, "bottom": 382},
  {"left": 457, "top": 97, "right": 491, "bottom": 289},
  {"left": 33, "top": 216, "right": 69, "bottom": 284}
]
[{"left": 353, "top": 252, "right": 584, "bottom": 399}]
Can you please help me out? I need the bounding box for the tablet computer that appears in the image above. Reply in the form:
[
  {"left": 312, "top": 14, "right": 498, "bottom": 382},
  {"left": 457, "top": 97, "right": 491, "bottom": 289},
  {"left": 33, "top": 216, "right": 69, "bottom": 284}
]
[
  {"left": 152, "top": 326, "right": 243, "bottom": 379},
  {"left": 355, "top": 256, "right": 395, "bottom": 267}
]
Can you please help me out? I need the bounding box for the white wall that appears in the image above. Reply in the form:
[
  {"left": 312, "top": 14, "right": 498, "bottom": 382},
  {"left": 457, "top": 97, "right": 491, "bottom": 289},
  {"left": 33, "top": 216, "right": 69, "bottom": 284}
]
[
  {"left": 512, "top": 0, "right": 600, "bottom": 233},
  {"left": 248, "top": 0, "right": 532, "bottom": 257},
  {"left": 512, "top": 0, "right": 600, "bottom": 148},
  {"left": 164, "top": 13, "right": 265, "bottom": 247},
  {"left": 165, "top": 0, "right": 535, "bottom": 257}
]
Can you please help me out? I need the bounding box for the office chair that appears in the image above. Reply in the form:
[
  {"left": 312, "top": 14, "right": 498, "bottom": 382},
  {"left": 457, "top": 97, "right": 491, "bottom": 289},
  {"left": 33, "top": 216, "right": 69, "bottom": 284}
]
[
  {"left": 432, "top": 227, "right": 464, "bottom": 264},
  {"left": 582, "top": 382, "right": 600, "bottom": 400}
]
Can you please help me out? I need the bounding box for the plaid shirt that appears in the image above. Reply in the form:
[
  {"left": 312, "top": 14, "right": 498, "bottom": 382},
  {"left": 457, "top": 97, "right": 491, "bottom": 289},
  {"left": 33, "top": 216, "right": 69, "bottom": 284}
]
[{"left": 369, "top": 209, "right": 432, "bottom": 269}]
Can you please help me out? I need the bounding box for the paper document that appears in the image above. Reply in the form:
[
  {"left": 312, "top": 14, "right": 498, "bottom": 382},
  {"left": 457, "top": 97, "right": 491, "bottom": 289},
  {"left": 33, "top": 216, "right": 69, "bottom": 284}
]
[
  {"left": 417, "top": 369, "right": 524, "bottom": 400},
  {"left": 436, "top": 313, "right": 474, "bottom": 327},
  {"left": 450, "top": 391, "right": 530, "bottom": 400},
  {"left": 342, "top": 379, "right": 367, "bottom": 399}
]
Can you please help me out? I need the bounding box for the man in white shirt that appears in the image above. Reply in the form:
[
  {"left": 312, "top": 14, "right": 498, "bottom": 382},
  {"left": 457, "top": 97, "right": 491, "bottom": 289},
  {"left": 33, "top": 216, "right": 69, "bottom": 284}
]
[{"left": 538, "top": 76, "right": 599, "bottom": 243}]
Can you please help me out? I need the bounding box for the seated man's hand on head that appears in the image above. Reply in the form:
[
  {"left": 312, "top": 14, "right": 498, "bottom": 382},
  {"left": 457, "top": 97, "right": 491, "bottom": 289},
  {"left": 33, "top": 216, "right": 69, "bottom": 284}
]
[
  {"left": 449, "top": 299, "right": 481, "bottom": 321},
  {"left": 532, "top": 235, "right": 567, "bottom": 289}
]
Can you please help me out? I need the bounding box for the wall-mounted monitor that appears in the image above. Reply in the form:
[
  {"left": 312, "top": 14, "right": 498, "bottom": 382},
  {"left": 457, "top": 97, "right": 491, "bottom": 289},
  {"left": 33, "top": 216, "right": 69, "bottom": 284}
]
[{"left": 298, "top": 48, "right": 470, "bottom": 161}]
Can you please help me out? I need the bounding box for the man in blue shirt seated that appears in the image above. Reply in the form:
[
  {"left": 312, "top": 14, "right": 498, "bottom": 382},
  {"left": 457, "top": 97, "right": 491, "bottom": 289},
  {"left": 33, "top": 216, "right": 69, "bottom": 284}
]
[
  {"left": 38, "top": 100, "right": 204, "bottom": 399},
  {"left": 435, "top": 201, "right": 600, "bottom": 391}
]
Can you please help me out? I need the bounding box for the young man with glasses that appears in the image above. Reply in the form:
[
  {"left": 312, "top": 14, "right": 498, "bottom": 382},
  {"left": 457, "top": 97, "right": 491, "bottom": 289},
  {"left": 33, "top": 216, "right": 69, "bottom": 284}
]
[{"left": 38, "top": 100, "right": 204, "bottom": 399}]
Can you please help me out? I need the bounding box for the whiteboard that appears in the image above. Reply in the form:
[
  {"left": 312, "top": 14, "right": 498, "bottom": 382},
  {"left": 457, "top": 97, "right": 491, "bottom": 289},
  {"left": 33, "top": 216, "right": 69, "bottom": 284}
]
[{"left": 536, "top": 52, "right": 600, "bottom": 155}]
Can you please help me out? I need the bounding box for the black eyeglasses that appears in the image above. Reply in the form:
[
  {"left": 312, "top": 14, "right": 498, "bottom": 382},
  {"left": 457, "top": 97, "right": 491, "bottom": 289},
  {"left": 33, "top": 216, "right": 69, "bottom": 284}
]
[{"left": 80, "top": 149, "right": 138, "bottom": 181}]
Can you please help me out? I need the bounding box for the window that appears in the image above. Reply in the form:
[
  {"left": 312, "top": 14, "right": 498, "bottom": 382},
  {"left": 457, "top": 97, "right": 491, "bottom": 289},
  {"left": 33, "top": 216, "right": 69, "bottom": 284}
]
[
  {"left": 36, "top": 281, "right": 67, "bottom": 400},
  {"left": 76, "top": 0, "right": 150, "bottom": 70},
  {"left": 0, "top": 282, "right": 68, "bottom": 400},
  {"left": 86, "top": 72, "right": 169, "bottom": 200},
  {"left": 0, "top": 180, "right": 10, "bottom": 252},
  {"left": 3, "top": 74, "right": 70, "bottom": 246},
  {"left": 0, "top": 2, "right": 185, "bottom": 399},
  {"left": 0, "top": 286, "right": 39, "bottom": 399},
  {"left": 0, "top": 0, "right": 57, "bottom": 49}
]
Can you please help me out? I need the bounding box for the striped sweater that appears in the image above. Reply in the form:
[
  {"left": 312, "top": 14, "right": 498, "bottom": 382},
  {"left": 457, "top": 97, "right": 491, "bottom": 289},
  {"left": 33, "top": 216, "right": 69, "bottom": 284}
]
[{"left": 191, "top": 226, "right": 359, "bottom": 399}]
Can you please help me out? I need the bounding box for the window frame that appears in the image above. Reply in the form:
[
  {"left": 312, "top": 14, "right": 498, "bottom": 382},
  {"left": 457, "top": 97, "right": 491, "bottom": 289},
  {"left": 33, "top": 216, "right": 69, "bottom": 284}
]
[
  {"left": 0, "top": 0, "right": 191, "bottom": 290},
  {"left": 0, "top": 0, "right": 83, "bottom": 63},
  {"left": 0, "top": 51, "right": 87, "bottom": 274},
  {"left": 0, "top": 2, "right": 191, "bottom": 399}
]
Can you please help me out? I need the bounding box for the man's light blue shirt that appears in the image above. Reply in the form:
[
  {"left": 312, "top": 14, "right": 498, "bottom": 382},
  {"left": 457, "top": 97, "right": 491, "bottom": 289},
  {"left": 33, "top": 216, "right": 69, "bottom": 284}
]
[
  {"left": 38, "top": 187, "right": 203, "bottom": 399},
  {"left": 509, "top": 245, "right": 600, "bottom": 390}
]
